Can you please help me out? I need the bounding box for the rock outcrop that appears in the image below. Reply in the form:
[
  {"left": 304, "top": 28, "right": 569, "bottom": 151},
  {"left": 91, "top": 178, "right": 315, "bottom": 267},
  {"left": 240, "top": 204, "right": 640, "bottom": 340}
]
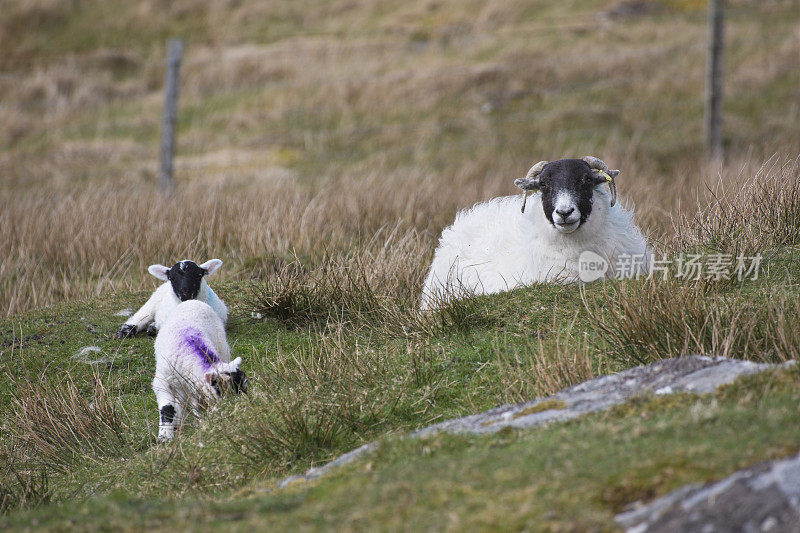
[{"left": 279, "top": 356, "right": 781, "bottom": 489}]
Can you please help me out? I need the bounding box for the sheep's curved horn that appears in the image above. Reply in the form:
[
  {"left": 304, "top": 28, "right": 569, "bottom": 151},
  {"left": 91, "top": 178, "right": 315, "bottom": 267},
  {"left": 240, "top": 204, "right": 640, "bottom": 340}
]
[
  {"left": 582, "top": 156, "right": 619, "bottom": 207},
  {"left": 527, "top": 160, "right": 549, "bottom": 179},
  {"left": 581, "top": 156, "right": 609, "bottom": 172},
  {"left": 514, "top": 160, "right": 549, "bottom": 213}
]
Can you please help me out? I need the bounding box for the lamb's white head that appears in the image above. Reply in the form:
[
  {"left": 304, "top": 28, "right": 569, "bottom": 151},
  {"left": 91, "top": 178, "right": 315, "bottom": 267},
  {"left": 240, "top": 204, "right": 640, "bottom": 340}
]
[
  {"left": 514, "top": 157, "right": 619, "bottom": 235},
  {"left": 148, "top": 259, "right": 223, "bottom": 302}
]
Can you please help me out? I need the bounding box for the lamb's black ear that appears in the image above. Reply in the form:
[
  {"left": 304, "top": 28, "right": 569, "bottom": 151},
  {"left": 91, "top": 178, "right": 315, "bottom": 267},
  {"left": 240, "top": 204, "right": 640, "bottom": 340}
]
[
  {"left": 229, "top": 369, "right": 249, "bottom": 394},
  {"left": 205, "top": 371, "right": 223, "bottom": 396}
]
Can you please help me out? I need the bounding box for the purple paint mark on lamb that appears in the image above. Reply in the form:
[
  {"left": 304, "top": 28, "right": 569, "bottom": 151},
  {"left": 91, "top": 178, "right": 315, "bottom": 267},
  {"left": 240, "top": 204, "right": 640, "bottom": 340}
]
[{"left": 181, "top": 328, "right": 219, "bottom": 369}]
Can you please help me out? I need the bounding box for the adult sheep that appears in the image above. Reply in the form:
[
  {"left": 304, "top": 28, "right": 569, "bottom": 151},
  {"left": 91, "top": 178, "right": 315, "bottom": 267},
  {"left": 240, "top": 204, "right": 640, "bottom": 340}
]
[
  {"left": 420, "top": 157, "right": 650, "bottom": 309},
  {"left": 117, "top": 259, "right": 228, "bottom": 338}
]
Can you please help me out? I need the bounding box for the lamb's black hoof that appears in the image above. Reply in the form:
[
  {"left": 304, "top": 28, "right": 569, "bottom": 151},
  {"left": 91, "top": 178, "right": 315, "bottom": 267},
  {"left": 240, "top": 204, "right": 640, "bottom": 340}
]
[
  {"left": 146, "top": 324, "right": 159, "bottom": 337},
  {"left": 116, "top": 324, "right": 138, "bottom": 339}
]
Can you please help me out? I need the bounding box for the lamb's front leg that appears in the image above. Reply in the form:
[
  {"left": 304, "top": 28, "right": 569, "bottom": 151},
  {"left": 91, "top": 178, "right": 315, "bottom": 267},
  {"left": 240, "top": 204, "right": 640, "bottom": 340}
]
[{"left": 117, "top": 289, "right": 161, "bottom": 338}]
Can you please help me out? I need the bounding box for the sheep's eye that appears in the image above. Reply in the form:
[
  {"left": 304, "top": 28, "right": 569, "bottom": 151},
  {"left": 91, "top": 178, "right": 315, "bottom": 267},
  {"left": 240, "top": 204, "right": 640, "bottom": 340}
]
[
  {"left": 584, "top": 175, "right": 593, "bottom": 185},
  {"left": 538, "top": 181, "right": 547, "bottom": 190}
]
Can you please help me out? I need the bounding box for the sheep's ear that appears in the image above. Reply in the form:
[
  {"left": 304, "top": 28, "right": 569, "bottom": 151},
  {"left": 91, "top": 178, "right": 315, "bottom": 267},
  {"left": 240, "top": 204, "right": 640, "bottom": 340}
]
[
  {"left": 199, "top": 259, "right": 223, "bottom": 276},
  {"left": 148, "top": 264, "right": 170, "bottom": 280},
  {"left": 231, "top": 356, "right": 242, "bottom": 368},
  {"left": 204, "top": 370, "right": 219, "bottom": 385},
  {"left": 514, "top": 178, "right": 540, "bottom": 191}
]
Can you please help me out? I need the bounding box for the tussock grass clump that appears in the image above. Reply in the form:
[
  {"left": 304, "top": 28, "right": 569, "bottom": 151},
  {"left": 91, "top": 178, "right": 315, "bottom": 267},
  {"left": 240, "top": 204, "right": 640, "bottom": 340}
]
[
  {"left": 587, "top": 278, "right": 800, "bottom": 367},
  {"left": 673, "top": 156, "right": 800, "bottom": 254},
  {"left": 8, "top": 367, "right": 136, "bottom": 473},
  {"left": 247, "top": 227, "right": 425, "bottom": 332},
  {"left": 586, "top": 158, "right": 800, "bottom": 367},
  {"left": 494, "top": 312, "right": 604, "bottom": 403},
  {"left": 213, "top": 331, "right": 448, "bottom": 473},
  {"left": 248, "top": 226, "right": 498, "bottom": 336},
  {"left": 0, "top": 438, "right": 50, "bottom": 514},
  {"left": 1, "top": 358, "right": 140, "bottom": 513}
]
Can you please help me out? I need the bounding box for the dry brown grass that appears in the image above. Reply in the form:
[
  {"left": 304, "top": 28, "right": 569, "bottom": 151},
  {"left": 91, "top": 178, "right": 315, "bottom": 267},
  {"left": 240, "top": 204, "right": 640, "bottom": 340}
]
[
  {"left": 7, "top": 364, "right": 134, "bottom": 473},
  {"left": 2, "top": 153, "right": 794, "bottom": 317},
  {"left": 0, "top": 169, "right": 453, "bottom": 315},
  {"left": 584, "top": 157, "right": 800, "bottom": 366},
  {"left": 1, "top": 0, "right": 798, "bottom": 317}
]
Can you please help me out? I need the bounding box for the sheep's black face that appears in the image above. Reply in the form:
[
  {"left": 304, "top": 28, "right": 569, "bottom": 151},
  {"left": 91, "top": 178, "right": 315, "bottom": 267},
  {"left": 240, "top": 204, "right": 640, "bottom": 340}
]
[
  {"left": 212, "top": 369, "right": 248, "bottom": 396},
  {"left": 227, "top": 369, "right": 249, "bottom": 394},
  {"left": 167, "top": 260, "right": 207, "bottom": 301},
  {"left": 538, "top": 159, "right": 605, "bottom": 234}
]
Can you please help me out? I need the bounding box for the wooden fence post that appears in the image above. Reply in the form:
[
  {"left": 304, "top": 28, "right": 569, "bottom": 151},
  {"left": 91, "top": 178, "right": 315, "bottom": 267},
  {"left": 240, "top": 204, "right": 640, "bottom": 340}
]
[
  {"left": 158, "top": 38, "right": 183, "bottom": 193},
  {"left": 705, "top": 0, "right": 725, "bottom": 162}
]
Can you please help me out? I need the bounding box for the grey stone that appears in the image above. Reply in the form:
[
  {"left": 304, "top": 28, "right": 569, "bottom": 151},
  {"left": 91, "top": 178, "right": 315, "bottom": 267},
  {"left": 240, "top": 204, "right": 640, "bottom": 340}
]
[
  {"left": 616, "top": 452, "right": 800, "bottom": 532},
  {"left": 415, "top": 355, "right": 773, "bottom": 437},
  {"left": 274, "top": 356, "right": 785, "bottom": 494},
  {"left": 72, "top": 345, "right": 111, "bottom": 365},
  {"left": 277, "top": 442, "right": 378, "bottom": 488}
]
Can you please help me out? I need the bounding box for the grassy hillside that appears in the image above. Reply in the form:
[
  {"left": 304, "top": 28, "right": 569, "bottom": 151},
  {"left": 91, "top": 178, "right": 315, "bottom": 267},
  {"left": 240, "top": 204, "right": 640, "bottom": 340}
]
[
  {"left": 2, "top": 0, "right": 800, "bottom": 529},
  {"left": 3, "top": 332, "right": 800, "bottom": 530},
  {"left": 2, "top": 168, "right": 800, "bottom": 522}
]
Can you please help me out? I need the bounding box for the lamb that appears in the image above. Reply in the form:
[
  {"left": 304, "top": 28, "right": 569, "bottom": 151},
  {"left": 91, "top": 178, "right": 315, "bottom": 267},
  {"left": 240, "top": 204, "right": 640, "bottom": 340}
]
[
  {"left": 152, "top": 299, "right": 248, "bottom": 441},
  {"left": 117, "top": 259, "right": 228, "bottom": 338},
  {"left": 420, "top": 157, "right": 650, "bottom": 309}
]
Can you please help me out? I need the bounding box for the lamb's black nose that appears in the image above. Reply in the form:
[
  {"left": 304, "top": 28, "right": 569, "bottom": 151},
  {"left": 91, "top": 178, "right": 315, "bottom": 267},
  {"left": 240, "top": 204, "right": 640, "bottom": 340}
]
[{"left": 556, "top": 207, "right": 574, "bottom": 217}]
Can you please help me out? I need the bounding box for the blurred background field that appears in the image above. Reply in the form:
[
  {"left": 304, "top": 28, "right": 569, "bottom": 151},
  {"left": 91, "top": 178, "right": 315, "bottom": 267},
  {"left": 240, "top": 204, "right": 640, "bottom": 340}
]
[{"left": 1, "top": 0, "right": 798, "bottom": 316}]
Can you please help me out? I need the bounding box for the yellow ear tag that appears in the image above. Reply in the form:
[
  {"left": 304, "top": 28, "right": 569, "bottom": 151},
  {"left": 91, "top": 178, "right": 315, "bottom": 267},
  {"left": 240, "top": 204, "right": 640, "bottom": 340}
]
[
  {"left": 595, "top": 170, "right": 617, "bottom": 207},
  {"left": 596, "top": 170, "right": 613, "bottom": 183}
]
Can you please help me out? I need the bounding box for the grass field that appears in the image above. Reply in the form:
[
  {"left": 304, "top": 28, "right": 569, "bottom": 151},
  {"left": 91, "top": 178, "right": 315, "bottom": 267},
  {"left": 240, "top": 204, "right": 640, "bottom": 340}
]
[{"left": 2, "top": 0, "right": 800, "bottom": 529}]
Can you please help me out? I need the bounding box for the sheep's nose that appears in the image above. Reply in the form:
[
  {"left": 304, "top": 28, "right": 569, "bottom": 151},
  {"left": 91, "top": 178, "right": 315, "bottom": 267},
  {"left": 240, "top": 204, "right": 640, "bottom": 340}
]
[{"left": 556, "top": 207, "right": 574, "bottom": 218}]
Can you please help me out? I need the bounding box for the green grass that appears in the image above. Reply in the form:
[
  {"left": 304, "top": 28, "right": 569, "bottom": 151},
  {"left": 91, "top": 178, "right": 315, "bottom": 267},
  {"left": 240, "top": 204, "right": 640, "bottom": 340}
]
[
  {"left": 4, "top": 366, "right": 799, "bottom": 531},
  {"left": 2, "top": 241, "right": 799, "bottom": 522}
]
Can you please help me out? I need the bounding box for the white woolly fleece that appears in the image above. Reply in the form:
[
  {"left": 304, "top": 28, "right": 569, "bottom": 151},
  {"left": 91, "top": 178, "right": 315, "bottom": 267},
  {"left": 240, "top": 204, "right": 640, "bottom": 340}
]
[
  {"left": 152, "top": 300, "right": 239, "bottom": 440},
  {"left": 123, "top": 278, "right": 228, "bottom": 333},
  {"left": 420, "top": 189, "right": 650, "bottom": 309}
]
